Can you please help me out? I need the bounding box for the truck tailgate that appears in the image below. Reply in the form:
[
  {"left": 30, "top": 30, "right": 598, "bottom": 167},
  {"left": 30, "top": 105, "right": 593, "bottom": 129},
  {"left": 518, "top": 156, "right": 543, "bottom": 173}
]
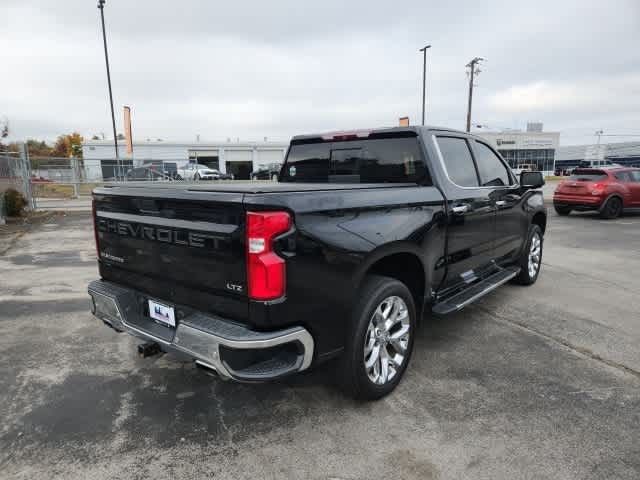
[{"left": 93, "top": 188, "right": 247, "bottom": 320}]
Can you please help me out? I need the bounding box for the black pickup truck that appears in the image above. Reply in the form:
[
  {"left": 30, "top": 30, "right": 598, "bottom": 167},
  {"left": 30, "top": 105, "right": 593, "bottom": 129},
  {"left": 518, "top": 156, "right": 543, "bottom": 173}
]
[{"left": 88, "top": 126, "right": 546, "bottom": 399}]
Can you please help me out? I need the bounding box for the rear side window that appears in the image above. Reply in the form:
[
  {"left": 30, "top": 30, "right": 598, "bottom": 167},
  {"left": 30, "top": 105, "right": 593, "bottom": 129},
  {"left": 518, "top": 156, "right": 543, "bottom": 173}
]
[
  {"left": 281, "top": 135, "right": 428, "bottom": 183},
  {"left": 473, "top": 141, "right": 512, "bottom": 187},
  {"left": 614, "top": 172, "right": 632, "bottom": 182},
  {"left": 436, "top": 136, "right": 479, "bottom": 187},
  {"left": 629, "top": 171, "right": 640, "bottom": 182}
]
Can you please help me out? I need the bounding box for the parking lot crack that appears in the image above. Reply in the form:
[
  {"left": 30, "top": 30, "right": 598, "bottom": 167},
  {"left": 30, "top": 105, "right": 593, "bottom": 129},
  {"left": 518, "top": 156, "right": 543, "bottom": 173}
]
[
  {"left": 482, "top": 307, "right": 640, "bottom": 380},
  {"left": 542, "top": 262, "right": 640, "bottom": 296}
]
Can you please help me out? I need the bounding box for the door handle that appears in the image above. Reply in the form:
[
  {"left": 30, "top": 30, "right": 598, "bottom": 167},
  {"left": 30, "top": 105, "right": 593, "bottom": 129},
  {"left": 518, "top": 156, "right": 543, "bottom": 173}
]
[
  {"left": 451, "top": 205, "right": 470, "bottom": 214},
  {"left": 495, "top": 200, "right": 507, "bottom": 206}
]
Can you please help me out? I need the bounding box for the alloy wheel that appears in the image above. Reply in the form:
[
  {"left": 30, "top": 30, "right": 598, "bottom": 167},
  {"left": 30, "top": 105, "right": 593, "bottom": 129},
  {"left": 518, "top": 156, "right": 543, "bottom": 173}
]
[
  {"left": 528, "top": 232, "right": 542, "bottom": 278},
  {"left": 363, "top": 296, "right": 411, "bottom": 385}
]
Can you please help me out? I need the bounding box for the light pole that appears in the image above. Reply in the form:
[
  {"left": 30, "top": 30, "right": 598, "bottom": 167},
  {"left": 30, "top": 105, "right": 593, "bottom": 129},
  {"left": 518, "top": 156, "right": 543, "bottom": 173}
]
[
  {"left": 419, "top": 45, "right": 431, "bottom": 126},
  {"left": 97, "top": 0, "right": 119, "bottom": 167}
]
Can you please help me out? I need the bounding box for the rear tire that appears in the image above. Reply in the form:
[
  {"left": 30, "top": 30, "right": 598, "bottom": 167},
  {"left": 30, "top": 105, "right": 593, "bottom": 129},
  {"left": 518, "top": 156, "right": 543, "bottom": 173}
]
[
  {"left": 554, "top": 205, "right": 571, "bottom": 216},
  {"left": 600, "top": 197, "right": 622, "bottom": 219},
  {"left": 338, "top": 275, "right": 416, "bottom": 400},
  {"left": 513, "top": 225, "right": 543, "bottom": 286}
]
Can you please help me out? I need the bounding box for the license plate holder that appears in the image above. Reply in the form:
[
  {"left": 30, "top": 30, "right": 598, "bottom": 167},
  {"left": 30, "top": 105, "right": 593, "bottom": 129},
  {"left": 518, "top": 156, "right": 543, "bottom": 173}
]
[{"left": 148, "top": 299, "right": 176, "bottom": 328}]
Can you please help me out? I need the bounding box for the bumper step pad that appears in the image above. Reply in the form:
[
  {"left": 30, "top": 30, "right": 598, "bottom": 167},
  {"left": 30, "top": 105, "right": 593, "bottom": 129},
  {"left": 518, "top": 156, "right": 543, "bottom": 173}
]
[{"left": 88, "top": 280, "right": 313, "bottom": 381}]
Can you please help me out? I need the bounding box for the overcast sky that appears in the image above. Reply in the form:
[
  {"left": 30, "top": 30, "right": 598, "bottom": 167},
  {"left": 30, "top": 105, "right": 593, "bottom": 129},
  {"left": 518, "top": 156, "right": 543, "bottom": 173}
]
[{"left": 1, "top": 0, "right": 639, "bottom": 145}]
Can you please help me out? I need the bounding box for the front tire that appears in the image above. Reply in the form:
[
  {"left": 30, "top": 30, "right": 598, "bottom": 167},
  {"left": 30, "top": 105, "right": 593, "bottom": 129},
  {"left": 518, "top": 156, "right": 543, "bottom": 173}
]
[
  {"left": 554, "top": 205, "right": 571, "bottom": 216},
  {"left": 600, "top": 197, "right": 622, "bottom": 219},
  {"left": 513, "top": 225, "right": 543, "bottom": 285},
  {"left": 339, "top": 275, "right": 416, "bottom": 400}
]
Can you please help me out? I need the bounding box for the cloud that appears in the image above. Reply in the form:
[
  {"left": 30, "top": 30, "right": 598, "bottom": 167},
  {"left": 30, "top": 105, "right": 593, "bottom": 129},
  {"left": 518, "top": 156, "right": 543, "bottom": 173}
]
[
  {"left": 488, "top": 75, "right": 640, "bottom": 114},
  {"left": 1, "top": 0, "right": 639, "bottom": 145}
]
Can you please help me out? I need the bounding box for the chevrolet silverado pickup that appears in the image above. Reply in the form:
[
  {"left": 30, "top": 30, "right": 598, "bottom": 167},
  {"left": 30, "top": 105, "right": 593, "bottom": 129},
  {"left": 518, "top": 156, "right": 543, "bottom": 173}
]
[{"left": 88, "top": 126, "right": 547, "bottom": 399}]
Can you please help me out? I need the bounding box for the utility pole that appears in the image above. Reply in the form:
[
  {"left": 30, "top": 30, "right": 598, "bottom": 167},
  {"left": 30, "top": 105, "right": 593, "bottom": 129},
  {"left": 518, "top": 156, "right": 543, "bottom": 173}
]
[
  {"left": 595, "top": 129, "right": 604, "bottom": 145},
  {"left": 465, "top": 57, "right": 484, "bottom": 132},
  {"left": 98, "top": 0, "right": 119, "bottom": 164},
  {"left": 419, "top": 45, "right": 431, "bottom": 126}
]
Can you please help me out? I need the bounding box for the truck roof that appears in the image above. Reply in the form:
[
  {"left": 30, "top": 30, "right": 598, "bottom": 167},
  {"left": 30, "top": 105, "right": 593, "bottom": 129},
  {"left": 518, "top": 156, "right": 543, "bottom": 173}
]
[{"left": 291, "top": 125, "right": 470, "bottom": 142}]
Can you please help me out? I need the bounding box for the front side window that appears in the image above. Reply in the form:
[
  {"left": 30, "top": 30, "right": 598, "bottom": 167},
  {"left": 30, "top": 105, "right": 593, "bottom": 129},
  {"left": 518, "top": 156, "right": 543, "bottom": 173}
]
[
  {"left": 630, "top": 171, "right": 640, "bottom": 182},
  {"left": 436, "top": 136, "right": 479, "bottom": 187},
  {"left": 474, "top": 141, "right": 512, "bottom": 187}
]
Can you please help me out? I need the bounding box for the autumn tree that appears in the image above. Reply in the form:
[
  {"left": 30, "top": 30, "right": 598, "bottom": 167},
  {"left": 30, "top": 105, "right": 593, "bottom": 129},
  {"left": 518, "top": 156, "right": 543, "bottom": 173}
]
[
  {"left": 52, "top": 132, "right": 84, "bottom": 158},
  {"left": 25, "top": 139, "right": 53, "bottom": 157},
  {"left": 0, "top": 117, "right": 8, "bottom": 152}
]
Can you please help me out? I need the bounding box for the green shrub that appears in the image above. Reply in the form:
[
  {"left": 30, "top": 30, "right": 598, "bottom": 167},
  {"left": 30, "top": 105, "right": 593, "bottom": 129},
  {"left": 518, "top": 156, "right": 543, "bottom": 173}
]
[{"left": 4, "top": 188, "right": 27, "bottom": 217}]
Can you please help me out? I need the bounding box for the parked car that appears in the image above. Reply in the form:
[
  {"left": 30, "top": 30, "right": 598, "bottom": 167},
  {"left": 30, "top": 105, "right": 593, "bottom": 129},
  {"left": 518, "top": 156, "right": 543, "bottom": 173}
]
[
  {"left": 554, "top": 167, "right": 572, "bottom": 176},
  {"left": 251, "top": 163, "right": 282, "bottom": 181},
  {"left": 89, "top": 126, "right": 547, "bottom": 399},
  {"left": 512, "top": 163, "right": 537, "bottom": 176},
  {"left": 553, "top": 168, "right": 640, "bottom": 218},
  {"left": 177, "top": 164, "right": 233, "bottom": 181},
  {"left": 576, "top": 159, "right": 620, "bottom": 169},
  {"left": 193, "top": 168, "right": 234, "bottom": 181}
]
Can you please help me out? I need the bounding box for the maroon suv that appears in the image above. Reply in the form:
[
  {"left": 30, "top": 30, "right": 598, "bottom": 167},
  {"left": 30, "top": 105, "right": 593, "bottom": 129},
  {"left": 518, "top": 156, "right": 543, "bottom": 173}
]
[{"left": 553, "top": 168, "right": 640, "bottom": 219}]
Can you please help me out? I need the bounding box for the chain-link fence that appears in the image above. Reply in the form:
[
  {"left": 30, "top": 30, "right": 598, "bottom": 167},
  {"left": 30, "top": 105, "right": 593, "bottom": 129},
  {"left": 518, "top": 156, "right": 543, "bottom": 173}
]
[
  {"left": 1, "top": 148, "right": 34, "bottom": 212},
  {"left": 27, "top": 156, "right": 244, "bottom": 210}
]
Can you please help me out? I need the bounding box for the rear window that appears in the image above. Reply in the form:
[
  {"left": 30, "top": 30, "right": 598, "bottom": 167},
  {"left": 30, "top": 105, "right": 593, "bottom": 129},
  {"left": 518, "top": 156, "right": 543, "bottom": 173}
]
[
  {"left": 280, "top": 134, "right": 429, "bottom": 184},
  {"left": 569, "top": 170, "right": 608, "bottom": 182}
]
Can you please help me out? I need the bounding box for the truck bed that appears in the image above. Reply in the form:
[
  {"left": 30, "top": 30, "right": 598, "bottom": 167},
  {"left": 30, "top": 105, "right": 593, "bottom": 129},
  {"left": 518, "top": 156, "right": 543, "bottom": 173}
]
[{"left": 97, "top": 181, "right": 417, "bottom": 195}]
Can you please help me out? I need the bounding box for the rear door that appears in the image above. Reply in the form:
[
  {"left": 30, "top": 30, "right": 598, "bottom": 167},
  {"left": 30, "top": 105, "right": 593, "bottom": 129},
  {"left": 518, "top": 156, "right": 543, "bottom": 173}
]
[
  {"left": 434, "top": 135, "right": 496, "bottom": 289},
  {"left": 471, "top": 140, "right": 525, "bottom": 263}
]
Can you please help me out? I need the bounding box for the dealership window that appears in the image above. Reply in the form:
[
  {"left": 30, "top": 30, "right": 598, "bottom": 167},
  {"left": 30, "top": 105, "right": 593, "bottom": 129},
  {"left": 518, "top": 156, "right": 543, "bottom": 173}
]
[{"left": 497, "top": 149, "right": 555, "bottom": 172}]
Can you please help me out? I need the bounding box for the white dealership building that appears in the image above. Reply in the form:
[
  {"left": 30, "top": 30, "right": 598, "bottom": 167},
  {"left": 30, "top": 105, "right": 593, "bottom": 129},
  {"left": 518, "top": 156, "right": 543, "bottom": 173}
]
[
  {"left": 475, "top": 123, "right": 560, "bottom": 175},
  {"left": 82, "top": 139, "right": 289, "bottom": 180}
]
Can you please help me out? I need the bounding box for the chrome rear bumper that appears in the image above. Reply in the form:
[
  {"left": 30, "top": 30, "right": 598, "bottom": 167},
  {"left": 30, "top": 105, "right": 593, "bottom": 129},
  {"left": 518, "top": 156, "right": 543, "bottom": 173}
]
[{"left": 88, "top": 280, "right": 314, "bottom": 381}]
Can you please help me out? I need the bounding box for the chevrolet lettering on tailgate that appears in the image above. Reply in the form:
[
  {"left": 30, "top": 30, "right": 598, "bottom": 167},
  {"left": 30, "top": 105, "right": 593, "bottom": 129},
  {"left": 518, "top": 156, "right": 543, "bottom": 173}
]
[{"left": 97, "top": 217, "right": 223, "bottom": 249}]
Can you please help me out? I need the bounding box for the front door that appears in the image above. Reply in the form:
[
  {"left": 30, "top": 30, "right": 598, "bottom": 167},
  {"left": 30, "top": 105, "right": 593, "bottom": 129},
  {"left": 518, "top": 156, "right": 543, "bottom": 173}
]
[
  {"left": 434, "top": 135, "right": 496, "bottom": 290},
  {"left": 471, "top": 140, "right": 526, "bottom": 263}
]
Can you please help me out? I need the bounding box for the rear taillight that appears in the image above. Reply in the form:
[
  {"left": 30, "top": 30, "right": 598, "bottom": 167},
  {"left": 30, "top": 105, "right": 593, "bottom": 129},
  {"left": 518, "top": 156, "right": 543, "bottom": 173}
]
[
  {"left": 246, "top": 211, "right": 292, "bottom": 300},
  {"left": 92, "top": 199, "right": 100, "bottom": 258},
  {"left": 590, "top": 183, "right": 604, "bottom": 195}
]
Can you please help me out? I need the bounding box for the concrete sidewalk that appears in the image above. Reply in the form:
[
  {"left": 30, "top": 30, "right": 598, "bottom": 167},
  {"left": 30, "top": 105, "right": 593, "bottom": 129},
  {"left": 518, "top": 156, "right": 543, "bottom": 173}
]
[{"left": 35, "top": 197, "right": 92, "bottom": 212}]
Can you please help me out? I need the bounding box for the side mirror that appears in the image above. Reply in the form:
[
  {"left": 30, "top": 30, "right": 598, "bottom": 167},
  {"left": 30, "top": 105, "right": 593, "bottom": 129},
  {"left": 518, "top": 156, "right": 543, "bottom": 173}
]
[{"left": 520, "top": 171, "right": 545, "bottom": 189}]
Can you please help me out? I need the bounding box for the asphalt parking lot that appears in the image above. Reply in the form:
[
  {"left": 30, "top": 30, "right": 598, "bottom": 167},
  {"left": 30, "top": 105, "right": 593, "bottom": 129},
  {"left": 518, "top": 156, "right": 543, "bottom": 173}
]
[{"left": 1, "top": 209, "right": 639, "bottom": 479}]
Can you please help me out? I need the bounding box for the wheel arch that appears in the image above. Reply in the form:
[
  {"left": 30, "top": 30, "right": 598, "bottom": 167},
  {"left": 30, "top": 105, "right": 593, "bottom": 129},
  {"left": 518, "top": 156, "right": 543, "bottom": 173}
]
[
  {"left": 600, "top": 192, "right": 625, "bottom": 210},
  {"left": 355, "top": 245, "right": 427, "bottom": 318},
  {"left": 531, "top": 211, "right": 547, "bottom": 234}
]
